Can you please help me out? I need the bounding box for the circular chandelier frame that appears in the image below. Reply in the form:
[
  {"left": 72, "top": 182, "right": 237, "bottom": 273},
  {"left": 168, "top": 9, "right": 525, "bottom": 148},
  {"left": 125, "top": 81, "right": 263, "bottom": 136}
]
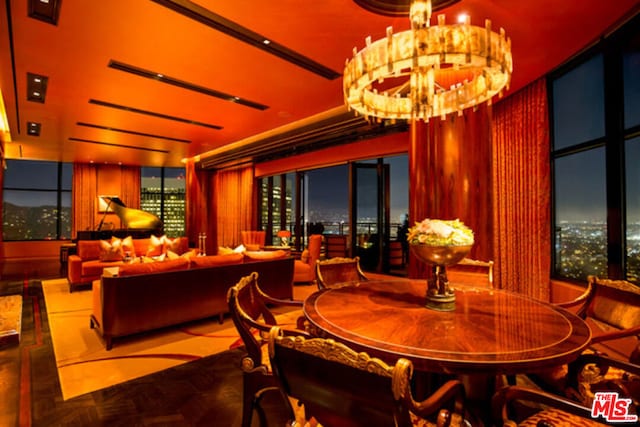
[{"left": 343, "top": 0, "right": 512, "bottom": 121}]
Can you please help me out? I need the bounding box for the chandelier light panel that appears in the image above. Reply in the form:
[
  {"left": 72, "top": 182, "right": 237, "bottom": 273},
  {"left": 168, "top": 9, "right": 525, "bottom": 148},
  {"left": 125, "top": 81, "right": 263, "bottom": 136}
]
[{"left": 343, "top": 0, "right": 513, "bottom": 121}]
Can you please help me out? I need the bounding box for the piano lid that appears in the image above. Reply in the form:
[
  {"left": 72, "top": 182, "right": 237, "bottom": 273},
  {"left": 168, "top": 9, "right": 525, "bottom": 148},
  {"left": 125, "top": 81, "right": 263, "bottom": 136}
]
[{"left": 100, "top": 196, "right": 162, "bottom": 231}]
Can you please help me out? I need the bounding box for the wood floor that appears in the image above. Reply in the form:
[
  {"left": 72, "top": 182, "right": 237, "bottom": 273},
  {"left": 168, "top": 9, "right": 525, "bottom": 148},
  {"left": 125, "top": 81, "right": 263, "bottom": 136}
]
[{"left": 0, "top": 259, "right": 291, "bottom": 427}]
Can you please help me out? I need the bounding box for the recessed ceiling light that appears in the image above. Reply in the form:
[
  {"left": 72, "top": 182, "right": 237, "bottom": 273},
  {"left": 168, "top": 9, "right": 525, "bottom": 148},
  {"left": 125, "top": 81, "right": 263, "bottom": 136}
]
[
  {"left": 28, "top": 0, "right": 61, "bottom": 25},
  {"left": 27, "top": 121, "right": 41, "bottom": 136},
  {"left": 27, "top": 72, "right": 48, "bottom": 103},
  {"left": 263, "top": 39, "right": 271, "bottom": 45}
]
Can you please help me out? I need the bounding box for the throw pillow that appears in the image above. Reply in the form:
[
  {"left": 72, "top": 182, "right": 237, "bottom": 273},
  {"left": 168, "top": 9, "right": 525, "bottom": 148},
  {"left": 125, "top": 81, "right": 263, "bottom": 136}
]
[
  {"left": 99, "top": 238, "right": 124, "bottom": 262},
  {"left": 118, "top": 258, "right": 190, "bottom": 277},
  {"left": 121, "top": 235, "right": 135, "bottom": 257},
  {"left": 300, "top": 249, "right": 310, "bottom": 264},
  {"left": 190, "top": 253, "right": 244, "bottom": 268},
  {"left": 163, "top": 236, "right": 189, "bottom": 255},
  {"left": 244, "top": 250, "right": 287, "bottom": 260},
  {"left": 218, "top": 246, "right": 234, "bottom": 255},
  {"left": 146, "top": 234, "right": 164, "bottom": 257}
]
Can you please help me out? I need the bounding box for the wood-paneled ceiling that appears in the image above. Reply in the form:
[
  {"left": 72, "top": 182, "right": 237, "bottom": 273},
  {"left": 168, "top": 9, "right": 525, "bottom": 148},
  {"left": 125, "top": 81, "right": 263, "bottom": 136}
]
[{"left": 1, "top": 0, "right": 638, "bottom": 168}]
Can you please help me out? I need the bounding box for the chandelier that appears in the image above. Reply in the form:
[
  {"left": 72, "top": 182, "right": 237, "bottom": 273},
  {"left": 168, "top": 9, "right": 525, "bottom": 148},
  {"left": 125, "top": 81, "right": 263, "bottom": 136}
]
[{"left": 343, "top": 0, "right": 512, "bottom": 121}]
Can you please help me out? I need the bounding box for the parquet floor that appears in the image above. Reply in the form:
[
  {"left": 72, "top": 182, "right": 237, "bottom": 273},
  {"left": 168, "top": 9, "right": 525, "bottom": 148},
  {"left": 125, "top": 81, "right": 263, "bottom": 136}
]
[{"left": 0, "top": 259, "right": 290, "bottom": 427}]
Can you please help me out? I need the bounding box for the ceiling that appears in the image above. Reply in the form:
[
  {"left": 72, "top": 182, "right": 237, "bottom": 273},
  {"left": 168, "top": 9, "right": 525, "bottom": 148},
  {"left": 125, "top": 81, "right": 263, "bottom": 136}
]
[{"left": 1, "top": 0, "right": 639, "bottom": 168}]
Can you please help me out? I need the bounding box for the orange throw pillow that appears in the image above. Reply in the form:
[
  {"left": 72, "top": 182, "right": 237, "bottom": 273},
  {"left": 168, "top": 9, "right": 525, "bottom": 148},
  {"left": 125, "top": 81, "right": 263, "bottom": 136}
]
[
  {"left": 190, "top": 253, "right": 244, "bottom": 268},
  {"left": 163, "top": 236, "right": 189, "bottom": 255},
  {"left": 146, "top": 234, "right": 164, "bottom": 257},
  {"left": 118, "top": 258, "right": 190, "bottom": 277},
  {"left": 244, "top": 250, "right": 287, "bottom": 260}
]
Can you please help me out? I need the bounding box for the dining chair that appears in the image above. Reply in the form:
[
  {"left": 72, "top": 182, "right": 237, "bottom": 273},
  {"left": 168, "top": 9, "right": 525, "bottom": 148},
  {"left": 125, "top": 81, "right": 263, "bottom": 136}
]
[
  {"left": 491, "top": 384, "right": 612, "bottom": 426},
  {"left": 324, "top": 234, "right": 349, "bottom": 258},
  {"left": 556, "top": 275, "right": 640, "bottom": 364},
  {"left": 446, "top": 257, "right": 494, "bottom": 288},
  {"left": 226, "top": 272, "right": 305, "bottom": 427},
  {"left": 267, "top": 325, "right": 469, "bottom": 427},
  {"left": 563, "top": 352, "right": 640, "bottom": 412},
  {"left": 533, "top": 274, "right": 640, "bottom": 413},
  {"left": 315, "top": 256, "right": 368, "bottom": 290}
]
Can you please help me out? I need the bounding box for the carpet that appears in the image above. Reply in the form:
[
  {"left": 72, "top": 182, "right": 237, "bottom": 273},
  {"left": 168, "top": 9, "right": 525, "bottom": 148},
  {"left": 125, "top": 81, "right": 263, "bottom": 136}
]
[{"left": 42, "top": 278, "right": 310, "bottom": 400}]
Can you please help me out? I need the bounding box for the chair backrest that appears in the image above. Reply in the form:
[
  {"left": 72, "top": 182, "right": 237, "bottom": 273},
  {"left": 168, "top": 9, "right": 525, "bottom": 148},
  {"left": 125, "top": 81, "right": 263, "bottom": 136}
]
[
  {"left": 268, "top": 326, "right": 466, "bottom": 427},
  {"left": 584, "top": 275, "right": 640, "bottom": 331},
  {"left": 227, "top": 272, "right": 277, "bottom": 371},
  {"left": 315, "top": 256, "right": 368, "bottom": 290},
  {"left": 447, "top": 257, "right": 494, "bottom": 288},
  {"left": 241, "top": 230, "right": 266, "bottom": 249},
  {"left": 306, "top": 234, "right": 323, "bottom": 266},
  {"left": 324, "top": 234, "right": 348, "bottom": 258}
]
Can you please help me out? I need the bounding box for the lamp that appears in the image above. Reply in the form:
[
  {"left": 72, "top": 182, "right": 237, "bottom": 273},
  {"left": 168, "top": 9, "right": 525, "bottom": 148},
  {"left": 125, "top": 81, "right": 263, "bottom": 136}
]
[
  {"left": 277, "top": 230, "right": 291, "bottom": 247},
  {"left": 343, "top": 0, "right": 512, "bottom": 121}
]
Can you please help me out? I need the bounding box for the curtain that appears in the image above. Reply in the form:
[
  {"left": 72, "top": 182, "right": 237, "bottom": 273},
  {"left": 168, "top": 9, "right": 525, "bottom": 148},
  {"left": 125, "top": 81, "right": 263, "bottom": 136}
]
[
  {"left": 72, "top": 163, "right": 98, "bottom": 238},
  {"left": 214, "top": 166, "right": 254, "bottom": 248},
  {"left": 492, "top": 78, "right": 551, "bottom": 300},
  {"left": 119, "top": 166, "right": 140, "bottom": 208},
  {"left": 185, "top": 160, "right": 214, "bottom": 252}
]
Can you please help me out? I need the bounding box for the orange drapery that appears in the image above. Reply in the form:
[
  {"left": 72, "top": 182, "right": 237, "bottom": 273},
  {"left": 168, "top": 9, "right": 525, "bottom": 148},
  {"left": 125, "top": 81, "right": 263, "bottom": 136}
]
[
  {"left": 72, "top": 163, "right": 98, "bottom": 238},
  {"left": 492, "top": 78, "right": 551, "bottom": 299},
  {"left": 185, "top": 160, "right": 215, "bottom": 253},
  {"left": 214, "top": 166, "right": 254, "bottom": 248},
  {"left": 119, "top": 166, "right": 140, "bottom": 209}
]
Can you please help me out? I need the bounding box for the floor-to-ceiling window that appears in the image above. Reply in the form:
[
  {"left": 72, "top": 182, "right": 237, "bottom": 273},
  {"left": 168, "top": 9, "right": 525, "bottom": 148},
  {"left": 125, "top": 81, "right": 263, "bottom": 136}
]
[
  {"left": 140, "top": 167, "right": 185, "bottom": 237},
  {"left": 257, "top": 154, "right": 408, "bottom": 271},
  {"left": 551, "top": 13, "right": 640, "bottom": 282},
  {"left": 2, "top": 159, "right": 72, "bottom": 240}
]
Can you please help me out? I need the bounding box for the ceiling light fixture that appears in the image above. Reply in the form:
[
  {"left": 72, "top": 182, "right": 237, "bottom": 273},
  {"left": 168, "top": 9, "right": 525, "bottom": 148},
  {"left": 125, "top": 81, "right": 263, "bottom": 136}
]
[{"left": 343, "top": 0, "right": 512, "bottom": 122}]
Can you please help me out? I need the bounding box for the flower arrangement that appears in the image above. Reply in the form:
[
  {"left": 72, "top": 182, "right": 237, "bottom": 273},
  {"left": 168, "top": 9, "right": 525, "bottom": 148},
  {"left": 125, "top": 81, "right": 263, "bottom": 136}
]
[{"left": 406, "top": 218, "right": 474, "bottom": 247}]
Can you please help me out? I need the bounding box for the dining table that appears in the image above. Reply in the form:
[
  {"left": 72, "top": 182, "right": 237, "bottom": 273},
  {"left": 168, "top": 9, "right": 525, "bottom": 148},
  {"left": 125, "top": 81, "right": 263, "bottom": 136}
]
[{"left": 303, "top": 279, "right": 592, "bottom": 377}]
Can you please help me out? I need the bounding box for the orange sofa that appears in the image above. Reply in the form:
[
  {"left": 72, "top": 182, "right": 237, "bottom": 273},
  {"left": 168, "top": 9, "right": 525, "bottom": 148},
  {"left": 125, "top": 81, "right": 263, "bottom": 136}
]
[
  {"left": 90, "top": 254, "right": 295, "bottom": 350},
  {"left": 67, "top": 236, "right": 189, "bottom": 292}
]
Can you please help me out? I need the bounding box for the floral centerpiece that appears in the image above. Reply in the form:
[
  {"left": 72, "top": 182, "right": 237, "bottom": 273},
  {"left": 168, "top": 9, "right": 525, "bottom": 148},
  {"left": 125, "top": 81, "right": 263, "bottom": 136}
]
[
  {"left": 407, "top": 218, "right": 474, "bottom": 247},
  {"left": 407, "top": 218, "right": 474, "bottom": 311}
]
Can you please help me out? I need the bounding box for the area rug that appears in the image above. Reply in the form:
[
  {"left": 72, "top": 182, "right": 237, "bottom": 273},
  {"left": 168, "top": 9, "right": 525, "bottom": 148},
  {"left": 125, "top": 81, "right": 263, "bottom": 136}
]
[{"left": 42, "top": 278, "right": 311, "bottom": 400}]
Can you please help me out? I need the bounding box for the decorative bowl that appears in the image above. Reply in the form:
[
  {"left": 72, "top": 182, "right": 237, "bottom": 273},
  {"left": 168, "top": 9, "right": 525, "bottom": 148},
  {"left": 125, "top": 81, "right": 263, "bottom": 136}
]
[{"left": 410, "top": 244, "right": 472, "bottom": 266}]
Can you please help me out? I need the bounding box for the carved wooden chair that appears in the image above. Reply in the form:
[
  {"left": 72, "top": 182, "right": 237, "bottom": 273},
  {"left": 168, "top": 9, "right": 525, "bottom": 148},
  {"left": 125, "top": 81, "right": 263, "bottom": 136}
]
[
  {"left": 226, "top": 272, "right": 305, "bottom": 427},
  {"left": 492, "top": 384, "right": 612, "bottom": 426},
  {"left": 324, "top": 234, "right": 349, "bottom": 258},
  {"left": 530, "top": 277, "right": 640, "bottom": 410},
  {"left": 556, "top": 275, "right": 640, "bottom": 363},
  {"left": 267, "top": 325, "right": 469, "bottom": 427},
  {"left": 315, "top": 256, "right": 368, "bottom": 290},
  {"left": 446, "top": 257, "right": 494, "bottom": 288}
]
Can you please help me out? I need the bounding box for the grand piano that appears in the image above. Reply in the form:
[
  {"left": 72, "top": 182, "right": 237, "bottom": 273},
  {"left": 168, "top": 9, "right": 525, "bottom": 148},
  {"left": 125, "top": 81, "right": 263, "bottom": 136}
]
[{"left": 76, "top": 196, "right": 163, "bottom": 241}]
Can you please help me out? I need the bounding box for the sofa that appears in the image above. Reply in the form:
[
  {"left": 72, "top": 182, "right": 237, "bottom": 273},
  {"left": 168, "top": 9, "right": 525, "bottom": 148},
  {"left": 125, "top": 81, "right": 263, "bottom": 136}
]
[
  {"left": 90, "top": 253, "right": 294, "bottom": 350},
  {"left": 67, "top": 235, "right": 190, "bottom": 292}
]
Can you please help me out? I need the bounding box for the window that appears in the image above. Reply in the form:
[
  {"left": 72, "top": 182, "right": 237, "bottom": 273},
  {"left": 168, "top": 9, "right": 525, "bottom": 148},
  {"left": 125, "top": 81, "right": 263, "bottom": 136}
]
[
  {"left": 140, "top": 167, "right": 185, "bottom": 237},
  {"left": 551, "top": 14, "right": 640, "bottom": 282},
  {"left": 2, "top": 160, "right": 72, "bottom": 240}
]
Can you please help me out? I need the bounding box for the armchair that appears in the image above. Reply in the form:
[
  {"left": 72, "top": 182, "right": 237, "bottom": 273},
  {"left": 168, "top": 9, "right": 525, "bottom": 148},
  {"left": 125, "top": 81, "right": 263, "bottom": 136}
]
[
  {"left": 268, "top": 326, "right": 469, "bottom": 427},
  {"left": 315, "top": 256, "right": 368, "bottom": 290},
  {"left": 293, "top": 234, "right": 323, "bottom": 284},
  {"left": 226, "top": 272, "right": 304, "bottom": 427}
]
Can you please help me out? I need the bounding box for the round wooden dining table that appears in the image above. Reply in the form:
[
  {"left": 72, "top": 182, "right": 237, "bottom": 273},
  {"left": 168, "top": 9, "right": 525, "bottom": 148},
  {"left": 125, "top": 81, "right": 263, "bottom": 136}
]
[{"left": 303, "top": 279, "right": 592, "bottom": 376}]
